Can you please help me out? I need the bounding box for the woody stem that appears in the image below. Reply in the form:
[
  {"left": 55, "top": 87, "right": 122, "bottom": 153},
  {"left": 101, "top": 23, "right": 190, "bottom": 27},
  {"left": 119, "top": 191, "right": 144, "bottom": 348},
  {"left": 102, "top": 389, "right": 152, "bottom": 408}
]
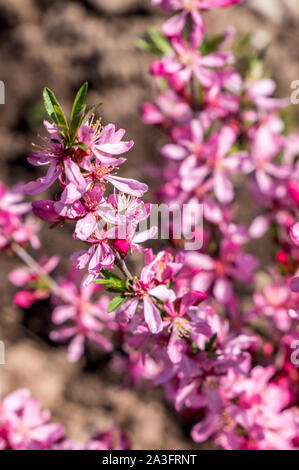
[
  {"left": 11, "top": 242, "right": 67, "bottom": 300},
  {"left": 114, "top": 250, "right": 134, "bottom": 281}
]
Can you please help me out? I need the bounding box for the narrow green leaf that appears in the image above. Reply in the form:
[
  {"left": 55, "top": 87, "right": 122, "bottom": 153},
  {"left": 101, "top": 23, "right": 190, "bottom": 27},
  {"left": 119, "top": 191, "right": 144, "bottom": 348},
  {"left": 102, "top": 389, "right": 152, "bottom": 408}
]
[
  {"left": 94, "top": 279, "right": 126, "bottom": 293},
  {"left": 148, "top": 28, "right": 172, "bottom": 54},
  {"left": 81, "top": 101, "right": 103, "bottom": 126},
  {"left": 107, "top": 296, "right": 126, "bottom": 313},
  {"left": 136, "top": 38, "right": 160, "bottom": 54},
  {"left": 69, "top": 82, "right": 88, "bottom": 143},
  {"left": 100, "top": 269, "right": 122, "bottom": 281},
  {"left": 205, "top": 334, "right": 217, "bottom": 352},
  {"left": 234, "top": 33, "right": 251, "bottom": 53},
  {"left": 70, "top": 141, "right": 89, "bottom": 152},
  {"left": 43, "top": 88, "right": 68, "bottom": 130},
  {"left": 93, "top": 269, "right": 127, "bottom": 293},
  {"left": 200, "top": 34, "right": 225, "bottom": 55}
]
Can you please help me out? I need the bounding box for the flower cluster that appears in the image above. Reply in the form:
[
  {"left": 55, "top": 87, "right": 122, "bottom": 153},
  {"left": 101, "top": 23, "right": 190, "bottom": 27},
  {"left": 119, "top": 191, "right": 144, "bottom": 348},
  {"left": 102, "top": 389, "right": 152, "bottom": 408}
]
[
  {"left": 0, "top": 388, "right": 129, "bottom": 450},
  {"left": 26, "top": 86, "right": 152, "bottom": 285},
  {"left": 9, "top": 255, "right": 60, "bottom": 308},
  {"left": 2, "top": 0, "right": 299, "bottom": 451},
  {"left": 50, "top": 269, "right": 118, "bottom": 362},
  {"left": 0, "top": 181, "right": 40, "bottom": 251},
  {"left": 137, "top": 0, "right": 299, "bottom": 449}
]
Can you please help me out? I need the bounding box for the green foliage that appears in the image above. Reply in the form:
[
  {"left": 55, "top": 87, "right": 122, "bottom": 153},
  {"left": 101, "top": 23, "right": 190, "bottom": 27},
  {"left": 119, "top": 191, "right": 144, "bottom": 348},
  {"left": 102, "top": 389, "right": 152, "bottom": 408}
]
[
  {"left": 93, "top": 269, "right": 128, "bottom": 293},
  {"left": 69, "top": 141, "right": 89, "bottom": 152},
  {"left": 200, "top": 34, "right": 225, "bottom": 55},
  {"left": 43, "top": 87, "right": 68, "bottom": 137},
  {"left": 42, "top": 82, "right": 102, "bottom": 148},
  {"left": 136, "top": 28, "right": 172, "bottom": 57},
  {"left": 107, "top": 296, "right": 126, "bottom": 313},
  {"left": 205, "top": 333, "right": 218, "bottom": 352},
  {"left": 69, "top": 82, "right": 88, "bottom": 144}
]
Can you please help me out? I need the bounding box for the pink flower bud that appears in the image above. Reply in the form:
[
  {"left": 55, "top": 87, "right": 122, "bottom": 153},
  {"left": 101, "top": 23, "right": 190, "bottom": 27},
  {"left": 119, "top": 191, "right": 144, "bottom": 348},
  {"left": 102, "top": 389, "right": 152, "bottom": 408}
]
[
  {"left": 32, "top": 200, "right": 60, "bottom": 222},
  {"left": 14, "top": 290, "right": 36, "bottom": 308},
  {"left": 112, "top": 239, "right": 130, "bottom": 256}
]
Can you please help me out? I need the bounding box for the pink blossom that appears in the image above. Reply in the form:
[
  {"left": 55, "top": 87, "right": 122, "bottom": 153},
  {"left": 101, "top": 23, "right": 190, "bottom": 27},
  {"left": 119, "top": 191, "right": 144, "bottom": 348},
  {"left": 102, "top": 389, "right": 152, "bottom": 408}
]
[
  {"left": 78, "top": 120, "right": 134, "bottom": 165},
  {"left": 142, "top": 90, "right": 192, "bottom": 127},
  {"left": 151, "top": 37, "right": 233, "bottom": 88},
  {"left": 0, "top": 389, "right": 64, "bottom": 450},
  {"left": 252, "top": 281, "right": 299, "bottom": 332},
  {"left": 25, "top": 122, "right": 86, "bottom": 197},
  {"left": 50, "top": 271, "right": 116, "bottom": 361},
  {"left": 163, "top": 291, "right": 210, "bottom": 363},
  {"left": 290, "top": 223, "right": 299, "bottom": 246},
  {"left": 0, "top": 181, "right": 41, "bottom": 250},
  {"left": 185, "top": 239, "right": 258, "bottom": 304},
  {"left": 115, "top": 251, "right": 179, "bottom": 334},
  {"left": 9, "top": 255, "right": 60, "bottom": 308},
  {"left": 250, "top": 119, "right": 290, "bottom": 195}
]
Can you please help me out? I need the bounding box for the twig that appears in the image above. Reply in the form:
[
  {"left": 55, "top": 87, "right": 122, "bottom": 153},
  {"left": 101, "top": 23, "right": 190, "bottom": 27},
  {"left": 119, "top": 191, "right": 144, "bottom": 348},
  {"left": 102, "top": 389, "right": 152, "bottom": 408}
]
[
  {"left": 114, "top": 250, "right": 134, "bottom": 281},
  {"left": 10, "top": 242, "right": 67, "bottom": 301}
]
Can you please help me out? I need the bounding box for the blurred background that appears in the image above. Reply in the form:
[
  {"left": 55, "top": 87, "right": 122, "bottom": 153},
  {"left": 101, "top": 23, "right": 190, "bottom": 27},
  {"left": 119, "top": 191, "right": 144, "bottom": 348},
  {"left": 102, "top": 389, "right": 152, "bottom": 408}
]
[{"left": 0, "top": 0, "right": 299, "bottom": 449}]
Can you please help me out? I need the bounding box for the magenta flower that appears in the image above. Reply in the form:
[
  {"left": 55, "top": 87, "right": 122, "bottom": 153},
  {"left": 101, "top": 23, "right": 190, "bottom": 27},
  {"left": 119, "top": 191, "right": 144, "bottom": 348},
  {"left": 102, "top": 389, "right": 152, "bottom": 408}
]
[
  {"left": 25, "top": 121, "right": 87, "bottom": 197},
  {"left": 0, "top": 181, "right": 41, "bottom": 250},
  {"left": 185, "top": 239, "right": 258, "bottom": 304},
  {"left": 32, "top": 200, "right": 61, "bottom": 223},
  {"left": 115, "top": 251, "right": 178, "bottom": 334},
  {"left": 50, "top": 271, "right": 116, "bottom": 362},
  {"left": 156, "top": 1, "right": 243, "bottom": 46},
  {"left": 252, "top": 282, "right": 299, "bottom": 332},
  {"left": 163, "top": 290, "right": 211, "bottom": 363},
  {"left": 203, "top": 124, "right": 250, "bottom": 204},
  {"left": 151, "top": 37, "right": 233, "bottom": 88},
  {"left": 246, "top": 78, "right": 289, "bottom": 113},
  {"left": 9, "top": 255, "right": 60, "bottom": 308},
  {"left": 161, "top": 118, "right": 206, "bottom": 162},
  {"left": 154, "top": 0, "right": 243, "bottom": 10},
  {"left": 71, "top": 194, "right": 155, "bottom": 284},
  {"left": 0, "top": 389, "right": 64, "bottom": 450},
  {"left": 78, "top": 121, "right": 134, "bottom": 165},
  {"left": 97, "top": 194, "right": 151, "bottom": 227},
  {"left": 0, "top": 182, "right": 30, "bottom": 216},
  {"left": 175, "top": 123, "right": 250, "bottom": 203},
  {"left": 250, "top": 118, "right": 291, "bottom": 195},
  {"left": 203, "top": 68, "right": 241, "bottom": 119},
  {"left": 25, "top": 119, "right": 145, "bottom": 205},
  {"left": 290, "top": 223, "right": 299, "bottom": 247},
  {"left": 142, "top": 90, "right": 192, "bottom": 127}
]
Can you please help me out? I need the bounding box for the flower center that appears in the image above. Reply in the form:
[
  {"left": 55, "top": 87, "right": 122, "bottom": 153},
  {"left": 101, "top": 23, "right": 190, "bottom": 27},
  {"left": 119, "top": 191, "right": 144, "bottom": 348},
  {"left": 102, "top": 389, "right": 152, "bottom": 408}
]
[
  {"left": 183, "top": 0, "right": 198, "bottom": 11},
  {"left": 173, "top": 317, "right": 192, "bottom": 338}
]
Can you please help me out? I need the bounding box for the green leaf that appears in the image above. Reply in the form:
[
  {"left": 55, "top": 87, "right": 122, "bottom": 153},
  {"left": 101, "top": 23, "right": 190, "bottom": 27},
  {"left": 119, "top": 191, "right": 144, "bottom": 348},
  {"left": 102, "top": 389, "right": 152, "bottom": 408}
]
[
  {"left": 81, "top": 100, "right": 103, "bottom": 126},
  {"left": 100, "top": 269, "right": 122, "bottom": 281},
  {"left": 94, "top": 279, "right": 124, "bottom": 291},
  {"left": 205, "top": 334, "right": 217, "bottom": 352},
  {"left": 107, "top": 296, "right": 126, "bottom": 313},
  {"left": 234, "top": 33, "right": 251, "bottom": 53},
  {"left": 70, "top": 141, "right": 89, "bottom": 152},
  {"left": 93, "top": 269, "right": 127, "bottom": 293},
  {"left": 200, "top": 34, "right": 225, "bottom": 55},
  {"left": 69, "top": 82, "right": 88, "bottom": 143},
  {"left": 136, "top": 38, "right": 160, "bottom": 55},
  {"left": 148, "top": 28, "right": 173, "bottom": 54},
  {"left": 43, "top": 87, "right": 68, "bottom": 131}
]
